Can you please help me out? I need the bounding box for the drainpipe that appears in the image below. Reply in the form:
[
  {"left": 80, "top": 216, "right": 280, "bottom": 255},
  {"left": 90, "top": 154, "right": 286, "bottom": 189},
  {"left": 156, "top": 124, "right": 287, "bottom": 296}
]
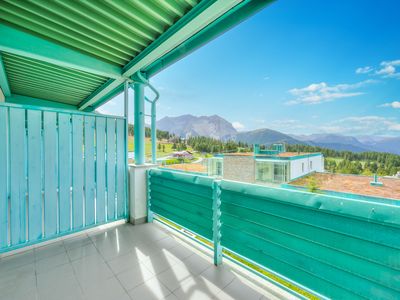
[{"left": 131, "top": 72, "right": 160, "bottom": 164}]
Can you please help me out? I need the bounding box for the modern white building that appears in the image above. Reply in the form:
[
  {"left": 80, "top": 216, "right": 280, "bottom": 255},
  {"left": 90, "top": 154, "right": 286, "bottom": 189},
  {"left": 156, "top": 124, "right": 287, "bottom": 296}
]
[{"left": 208, "top": 144, "right": 324, "bottom": 185}]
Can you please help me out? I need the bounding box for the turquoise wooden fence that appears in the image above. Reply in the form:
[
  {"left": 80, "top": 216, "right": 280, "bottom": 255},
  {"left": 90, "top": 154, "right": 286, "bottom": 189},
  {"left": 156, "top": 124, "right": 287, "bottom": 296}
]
[
  {"left": 0, "top": 103, "right": 128, "bottom": 253},
  {"left": 148, "top": 169, "right": 400, "bottom": 299}
]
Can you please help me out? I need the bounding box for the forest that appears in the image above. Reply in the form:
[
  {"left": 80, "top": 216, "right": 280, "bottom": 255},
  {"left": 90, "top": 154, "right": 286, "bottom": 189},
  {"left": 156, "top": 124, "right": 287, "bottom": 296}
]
[{"left": 286, "top": 144, "right": 400, "bottom": 176}]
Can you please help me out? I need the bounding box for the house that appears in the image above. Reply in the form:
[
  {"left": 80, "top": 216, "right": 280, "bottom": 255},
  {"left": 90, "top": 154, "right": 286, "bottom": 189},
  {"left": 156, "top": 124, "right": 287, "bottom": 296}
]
[
  {"left": 208, "top": 144, "right": 324, "bottom": 184},
  {"left": 172, "top": 150, "right": 194, "bottom": 160}
]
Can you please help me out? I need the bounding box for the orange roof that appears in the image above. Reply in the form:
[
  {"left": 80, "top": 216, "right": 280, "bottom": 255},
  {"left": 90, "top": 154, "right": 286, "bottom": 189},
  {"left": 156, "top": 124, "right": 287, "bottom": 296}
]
[
  {"left": 223, "top": 153, "right": 253, "bottom": 156},
  {"left": 290, "top": 173, "right": 400, "bottom": 200},
  {"left": 161, "top": 163, "right": 206, "bottom": 173}
]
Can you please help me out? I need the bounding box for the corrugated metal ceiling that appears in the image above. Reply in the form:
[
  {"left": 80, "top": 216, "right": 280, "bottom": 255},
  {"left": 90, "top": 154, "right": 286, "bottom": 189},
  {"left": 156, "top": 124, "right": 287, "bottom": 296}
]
[
  {"left": 0, "top": 0, "right": 199, "bottom": 66},
  {"left": 2, "top": 52, "right": 108, "bottom": 105}
]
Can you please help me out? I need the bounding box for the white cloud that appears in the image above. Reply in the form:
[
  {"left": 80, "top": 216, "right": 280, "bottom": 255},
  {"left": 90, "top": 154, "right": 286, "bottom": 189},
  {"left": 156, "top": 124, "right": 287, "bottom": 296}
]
[
  {"left": 356, "top": 59, "right": 400, "bottom": 79},
  {"left": 380, "top": 101, "right": 400, "bottom": 109},
  {"left": 286, "top": 80, "right": 375, "bottom": 105},
  {"left": 320, "top": 116, "right": 400, "bottom": 135},
  {"left": 232, "top": 121, "right": 245, "bottom": 131},
  {"left": 263, "top": 76, "right": 270, "bottom": 80},
  {"left": 375, "top": 60, "right": 400, "bottom": 78},
  {"left": 96, "top": 107, "right": 112, "bottom": 115},
  {"left": 356, "top": 66, "right": 373, "bottom": 74}
]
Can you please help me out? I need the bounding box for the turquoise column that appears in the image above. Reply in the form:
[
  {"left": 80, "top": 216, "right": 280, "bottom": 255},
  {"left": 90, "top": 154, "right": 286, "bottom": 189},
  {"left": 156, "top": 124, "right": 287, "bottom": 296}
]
[
  {"left": 151, "top": 102, "right": 156, "bottom": 164},
  {"left": 133, "top": 79, "right": 145, "bottom": 165}
]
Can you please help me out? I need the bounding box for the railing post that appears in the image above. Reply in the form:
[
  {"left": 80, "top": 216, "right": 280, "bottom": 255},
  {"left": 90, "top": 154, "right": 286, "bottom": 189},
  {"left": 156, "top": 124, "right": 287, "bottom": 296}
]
[
  {"left": 146, "top": 169, "right": 154, "bottom": 223},
  {"left": 212, "top": 180, "right": 222, "bottom": 266},
  {"left": 124, "top": 80, "right": 129, "bottom": 219}
]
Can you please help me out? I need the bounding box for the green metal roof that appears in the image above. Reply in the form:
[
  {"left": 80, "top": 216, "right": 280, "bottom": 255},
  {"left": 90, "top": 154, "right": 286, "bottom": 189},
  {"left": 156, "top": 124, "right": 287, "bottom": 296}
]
[{"left": 0, "top": 0, "right": 274, "bottom": 110}]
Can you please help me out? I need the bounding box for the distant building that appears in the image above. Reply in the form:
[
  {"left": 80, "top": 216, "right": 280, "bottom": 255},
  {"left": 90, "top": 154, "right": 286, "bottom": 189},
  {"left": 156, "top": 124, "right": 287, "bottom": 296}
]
[
  {"left": 207, "top": 144, "right": 324, "bottom": 184},
  {"left": 172, "top": 150, "right": 193, "bottom": 160}
]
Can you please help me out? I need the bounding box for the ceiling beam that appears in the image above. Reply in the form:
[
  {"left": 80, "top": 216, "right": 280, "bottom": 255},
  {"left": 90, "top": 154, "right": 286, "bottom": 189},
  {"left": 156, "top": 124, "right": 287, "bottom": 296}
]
[
  {"left": 86, "top": 84, "right": 125, "bottom": 112},
  {"left": 121, "top": 0, "right": 241, "bottom": 78},
  {"left": 0, "top": 24, "right": 123, "bottom": 79},
  {"left": 78, "top": 0, "right": 241, "bottom": 110},
  {"left": 5, "top": 93, "right": 78, "bottom": 110},
  {"left": 0, "top": 52, "right": 11, "bottom": 97}
]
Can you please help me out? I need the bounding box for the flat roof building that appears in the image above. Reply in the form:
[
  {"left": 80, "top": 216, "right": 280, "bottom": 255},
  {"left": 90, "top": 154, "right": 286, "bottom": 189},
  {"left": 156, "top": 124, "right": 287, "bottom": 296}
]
[{"left": 208, "top": 144, "right": 324, "bottom": 185}]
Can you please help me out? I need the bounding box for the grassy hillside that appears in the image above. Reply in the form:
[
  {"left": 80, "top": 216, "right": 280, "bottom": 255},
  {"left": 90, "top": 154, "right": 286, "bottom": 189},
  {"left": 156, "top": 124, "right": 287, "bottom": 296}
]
[{"left": 128, "top": 136, "right": 175, "bottom": 157}]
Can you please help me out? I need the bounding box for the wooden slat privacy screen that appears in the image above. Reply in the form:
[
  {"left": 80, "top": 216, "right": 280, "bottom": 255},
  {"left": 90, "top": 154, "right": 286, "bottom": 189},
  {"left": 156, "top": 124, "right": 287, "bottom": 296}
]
[
  {"left": 148, "top": 168, "right": 400, "bottom": 299},
  {"left": 0, "top": 104, "right": 128, "bottom": 252}
]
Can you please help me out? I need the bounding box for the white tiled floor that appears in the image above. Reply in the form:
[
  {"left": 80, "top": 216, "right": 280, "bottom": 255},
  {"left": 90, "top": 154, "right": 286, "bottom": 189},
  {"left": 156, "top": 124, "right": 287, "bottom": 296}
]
[{"left": 0, "top": 222, "right": 297, "bottom": 300}]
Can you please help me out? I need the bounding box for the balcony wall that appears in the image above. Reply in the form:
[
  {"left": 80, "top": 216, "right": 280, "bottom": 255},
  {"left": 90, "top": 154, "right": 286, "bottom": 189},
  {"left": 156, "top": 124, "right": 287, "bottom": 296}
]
[{"left": 147, "top": 168, "right": 400, "bottom": 299}]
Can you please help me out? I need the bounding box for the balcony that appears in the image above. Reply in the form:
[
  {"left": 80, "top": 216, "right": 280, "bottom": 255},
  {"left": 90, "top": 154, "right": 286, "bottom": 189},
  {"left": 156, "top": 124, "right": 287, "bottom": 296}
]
[
  {"left": 0, "top": 1, "right": 399, "bottom": 299},
  {"left": 0, "top": 222, "right": 293, "bottom": 300}
]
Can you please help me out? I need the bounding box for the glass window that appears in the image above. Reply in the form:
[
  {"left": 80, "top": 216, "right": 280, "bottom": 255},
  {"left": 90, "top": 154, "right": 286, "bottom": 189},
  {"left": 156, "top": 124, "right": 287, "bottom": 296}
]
[{"left": 256, "top": 161, "right": 289, "bottom": 184}]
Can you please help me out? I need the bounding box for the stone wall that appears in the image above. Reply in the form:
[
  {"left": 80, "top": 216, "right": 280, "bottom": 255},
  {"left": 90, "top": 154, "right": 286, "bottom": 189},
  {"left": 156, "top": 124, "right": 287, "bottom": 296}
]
[{"left": 223, "top": 156, "right": 255, "bottom": 183}]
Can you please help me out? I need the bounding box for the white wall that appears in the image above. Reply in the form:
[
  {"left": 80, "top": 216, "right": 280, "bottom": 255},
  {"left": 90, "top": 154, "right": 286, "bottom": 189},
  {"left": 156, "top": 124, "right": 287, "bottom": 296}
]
[
  {"left": 290, "top": 155, "right": 324, "bottom": 180},
  {"left": 0, "top": 89, "right": 5, "bottom": 102}
]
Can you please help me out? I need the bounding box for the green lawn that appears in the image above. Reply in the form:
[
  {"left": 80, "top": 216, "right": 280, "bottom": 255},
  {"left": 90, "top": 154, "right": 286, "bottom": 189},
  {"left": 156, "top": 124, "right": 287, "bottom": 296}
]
[{"left": 128, "top": 136, "right": 176, "bottom": 158}]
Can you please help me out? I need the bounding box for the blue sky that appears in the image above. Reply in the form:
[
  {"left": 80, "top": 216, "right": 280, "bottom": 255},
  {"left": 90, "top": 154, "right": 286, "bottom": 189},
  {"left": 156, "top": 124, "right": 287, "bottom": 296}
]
[{"left": 98, "top": 0, "right": 400, "bottom": 137}]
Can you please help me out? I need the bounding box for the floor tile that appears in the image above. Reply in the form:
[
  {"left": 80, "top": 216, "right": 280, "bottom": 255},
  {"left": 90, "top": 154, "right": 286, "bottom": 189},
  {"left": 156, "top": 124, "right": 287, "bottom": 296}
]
[
  {"left": 0, "top": 270, "right": 36, "bottom": 296},
  {"left": 199, "top": 265, "right": 235, "bottom": 290},
  {"left": 217, "top": 278, "right": 264, "bottom": 300},
  {"left": 36, "top": 263, "right": 75, "bottom": 289},
  {"left": 95, "top": 239, "right": 135, "bottom": 261},
  {"left": 117, "top": 262, "right": 154, "bottom": 290},
  {"left": 154, "top": 236, "right": 181, "bottom": 250},
  {"left": 180, "top": 254, "right": 211, "bottom": 276},
  {"left": 35, "top": 252, "right": 70, "bottom": 274},
  {"left": 128, "top": 277, "right": 171, "bottom": 300},
  {"left": 1, "top": 286, "right": 39, "bottom": 300},
  {"left": 173, "top": 276, "right": 221, "bottom": 300},
  {"left": 37, "top": 277, "right": 83, "bottom": 300},
  {"left": 80, "top": 276, "right": 127, "bottom": 300},
  {"left": 107, "top": 251, "right": 141, "bottom": 275},
  {"left": 63, "top": 234, "right": 92, "bottom": 250},
  {"left": 67, "top": 243, "right": 99, "bottom": 261},
  {"left": 0, "top": 263, "right": 35, "bottom": 285},
  {"left": 0, "top": 251, "right": 35, "bottom": 271},
  {"left": 72, "top": 254, "right": 114, "bottom": 284},
  {"left": 141, "top": 251, "right": 180, "bottom": 275},
  {"left": 166, "top": 245, "right": 194, "bottom": 261},
  {"left": 164, "top": 294, "right": 179, "bottom": 300},
  {"left": 156, "top": 263, "right": 195, "bottom": 292},
  {"left": 0, "top": 223, "right": 292, "bottom": 300},
  {"left": 35, "top": 242, "right": 66, "bottom": 261}
]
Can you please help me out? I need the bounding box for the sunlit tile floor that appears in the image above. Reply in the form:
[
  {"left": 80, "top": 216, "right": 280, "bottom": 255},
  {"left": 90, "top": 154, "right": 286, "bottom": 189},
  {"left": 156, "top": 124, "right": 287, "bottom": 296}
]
[{"left": 0, "top": 222, "right": 296, "bottom": 300}]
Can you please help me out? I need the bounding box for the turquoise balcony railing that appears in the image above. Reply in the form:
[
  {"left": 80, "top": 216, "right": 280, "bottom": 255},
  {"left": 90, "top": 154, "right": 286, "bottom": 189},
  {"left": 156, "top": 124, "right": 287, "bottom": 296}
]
[
  {"left": 0, "top": 103, "right": 128, "bottom": 253},
  {"left": 148, "top": 168, "right": 400, "bottom": 299}
]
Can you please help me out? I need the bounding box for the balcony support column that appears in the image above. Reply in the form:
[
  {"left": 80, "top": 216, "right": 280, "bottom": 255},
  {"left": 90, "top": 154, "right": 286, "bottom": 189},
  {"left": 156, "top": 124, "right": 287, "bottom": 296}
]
[{"left": 133, "top": 78, "right": 145, "bottom": 165}]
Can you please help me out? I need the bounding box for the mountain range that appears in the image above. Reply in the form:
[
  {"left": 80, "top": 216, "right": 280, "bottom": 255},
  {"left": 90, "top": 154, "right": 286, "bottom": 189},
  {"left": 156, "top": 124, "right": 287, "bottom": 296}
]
[{"left": 157, "top": 115, "right": 400, "bottom": 155}]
